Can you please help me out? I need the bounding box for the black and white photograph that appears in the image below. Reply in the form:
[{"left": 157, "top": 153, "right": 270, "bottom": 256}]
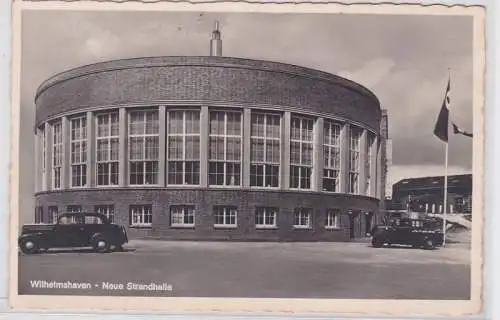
[{"left": 9, "top": 1, "right": 485, "bottom": 317}]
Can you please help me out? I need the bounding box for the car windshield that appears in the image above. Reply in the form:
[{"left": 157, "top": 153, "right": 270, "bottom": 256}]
[
  {"left": 58, "top": 215, "right": 82, "bottom": 225},
  {"left": 58, "top": 214, "right": 106, "bottom": 225},
  {"left": 85, "top": 216, "right": 104, "bottom": 224},
  {"left": 388, "top": 218, "right": 438, "bottom": 229}
]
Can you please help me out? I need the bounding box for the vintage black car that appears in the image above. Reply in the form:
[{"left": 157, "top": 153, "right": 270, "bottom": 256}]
[
  {"left": 18, "top": 212, "right": 128, "bottom": 254},
  {"left": 370, "top": 217, "right": 444, "bottom": 250}
]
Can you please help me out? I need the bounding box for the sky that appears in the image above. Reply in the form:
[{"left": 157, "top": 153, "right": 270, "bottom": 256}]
[{"left": 19, "top": 9, "right": 474, "bottom": 211}]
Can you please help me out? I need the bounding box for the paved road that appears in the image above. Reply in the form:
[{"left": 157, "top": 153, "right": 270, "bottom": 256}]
[{"left": 18, "top": 241, "right": 471, "bottom": 300}]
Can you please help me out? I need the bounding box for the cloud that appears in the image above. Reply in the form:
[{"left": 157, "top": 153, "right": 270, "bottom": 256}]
[
  {"left": 83, "top": 31, "right": 121, "bottom": 57},
  {"left": 338, "top": 58, "right": 396, "bottom": 90}
]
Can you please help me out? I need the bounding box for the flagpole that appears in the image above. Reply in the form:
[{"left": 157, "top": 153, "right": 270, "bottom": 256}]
[
  {"left": 443, "top": 139, "right": 448, "bottom": 247},
  {"left": 442, "top": 68, "right": 451, "bottom": 247}
]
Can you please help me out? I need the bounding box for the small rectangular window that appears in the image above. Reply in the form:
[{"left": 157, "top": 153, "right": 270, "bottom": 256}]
[
  {"left": 214, "top": 206, "right": 237, "bottom": 228},
  {"left": 170, "top": 205, "right": 195, "bottom": 227},
  {"left": 95, "top": 205, "right": 115, "bottom": 223},
  {"left": 325, "top": 209, "right": 340, "bottom": 229},
  {"left": 293, "top": 208, "right": 312, "bottom": 229},
  {"left": 130, "top": 205, "right": 153, "bottom": 227},
  {"left": 255, "top": 207, "right": 278, "bottom": 228},
  {"left": 34, "top": 207, "right": 43, "bottom": 224},
  {"left": 66, "top": 205, "right": 82, "bottom": 223},
  {"left": 48, "top": 206, "right": 58, "bottom": 224}
]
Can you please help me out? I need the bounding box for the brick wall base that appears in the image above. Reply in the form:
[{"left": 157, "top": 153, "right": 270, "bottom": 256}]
[{"left": 34, "top": 188, "right": 380, "bottom": 242}]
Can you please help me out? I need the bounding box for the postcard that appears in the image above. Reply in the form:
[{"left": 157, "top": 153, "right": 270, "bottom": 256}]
[{"left": 8, "top": 1, "right": 485, "bottom": 317}]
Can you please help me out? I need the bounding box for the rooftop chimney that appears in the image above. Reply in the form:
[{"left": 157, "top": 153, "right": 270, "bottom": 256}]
[{"left": 210, "top": 20, "right": 222, "bottom": 57}]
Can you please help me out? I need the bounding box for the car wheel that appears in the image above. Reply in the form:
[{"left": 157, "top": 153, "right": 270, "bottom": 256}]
[
  {"left": 92, "top": 237, "right": 110, "bottom": 253},
  {"left": 372, "top": 238, "right": 384, "bottom": 248},
  {"left": 20, "top": 238, "right": 38, "bottom": 254},
  {"left": 423, "top": 238, "right": 435, "bottom": 250}
]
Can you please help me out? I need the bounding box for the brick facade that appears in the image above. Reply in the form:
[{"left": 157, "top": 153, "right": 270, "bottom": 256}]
[
  {"left": 35, "top": 189, "right": 379, "bottom": 242},
  {"left": 35, "top": 56, "right": 381, "bottom": 131},
  {"left": 32, "top": 56, "right": 385, "bottom": 242}
]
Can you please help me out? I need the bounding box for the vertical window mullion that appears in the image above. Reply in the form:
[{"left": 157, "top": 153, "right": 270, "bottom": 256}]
[
  {"left": 222, "top": 112, "right": 228, "bottom": 185},
  {"left": 107, "top": 115, "right": 112, "bottom": 184},
  {"left": 263, "top": 115, "right": 267, "bottom": 183},
  {"left": 143, "top": 113, "right": 147, "bottom": 184},
  {"left": 182, "top": 112, "right": 187, "bottom": 184}
]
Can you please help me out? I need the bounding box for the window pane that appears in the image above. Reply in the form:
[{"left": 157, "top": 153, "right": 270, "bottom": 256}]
[
  {"left": 209, "top": 137, "right": 224, "bottom": 160},
  {"left": 208, "top": 162, "right": 224, "bottom": 185},
  {"left": 290, "top": 142, "right": 301, "bottom": 164},
  {"left": 168, "top": 111, "right": 183, "bottom": 134},
  {"left": 145, "top": 161, "right": 158, "bottom": 184},
  {"left": 168, "top": 136, "right": 183, "bottom": 160},
  {"left": 225, "top": 163, "right": 240, "bottom": 186},
  {"left": 129, "top": 137, "right": 143, "bottom": 160},
  {"left": 97, "top": 115, "right": 109, "bottom": 137},
  {"left": 226, "top": 112, "right": 241, "bottom": 136},
  {"left": 145, "top": 136, "right": 159, "bottom": 159},
  {"left": 266, "top": 140, "right": 280, "bottom": 163},
  {"left": 110, "top": 113, "right": 119, "bottom": 136},
  {"left": 97, "top": 139, "right": 109, "bottom": 161},
  {"left": 130, "top": 113, "right": 145, "bottom": 134},
  {"left": 185, "top": 161, "right": 200, "bottom": 185},
  {"left": 185, "top": 136, "right": 200, "bottom": 160},
  {"left": 266, "top": 115, "right": 280, "bottom": 138},
  {"left": 185, "top": 111, "right": 200, "bottom": 134},
  {"left": 210, "top": 112, "right": 224, "bottom": 135},
  {"left": 302, "top": 143, "right": 313, "bottom": 165},
  {"left": 226, "top": 137, "right": 241, "bottom": 161},
  {"left": 130, "top": 162, "right": 144, "bottom": 185},
  {"left": 168, "top": 161, "right": 183, "bottom": 185},
  {"left": 251, "top": 139, "right": 264, "bottom": 162},
  {"left": 145, "top": 111, "right": 159, "bottom": 134},
  {"left": 251, "top": 114, "right": 265, "bottom": 137}
]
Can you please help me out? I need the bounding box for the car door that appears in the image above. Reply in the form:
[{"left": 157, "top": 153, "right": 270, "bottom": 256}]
[
  {"left": 52, "top": 215, "right": 85, "bottom": 247},
  {"left": 80, "top": 215, "right": 105, "bottom": 245},
  {"left": 385, "top": 219, "right": 401, "bottom": 243}
]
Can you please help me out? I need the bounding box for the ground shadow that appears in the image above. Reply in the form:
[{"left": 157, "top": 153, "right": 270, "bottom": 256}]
[
  {"left": 19, "top": 247, "right": 137, "bottom": 255},
  {"left": 366, "top": 244, "right": 440, "bottom": 251}
]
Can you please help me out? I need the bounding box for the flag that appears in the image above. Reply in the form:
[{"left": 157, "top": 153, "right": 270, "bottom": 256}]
[
  {"left": 452, "top": 122, "right": 473, "bottom": 138},
  {"left": 433, "top": 79, "right": 451, "bottom": 142}
]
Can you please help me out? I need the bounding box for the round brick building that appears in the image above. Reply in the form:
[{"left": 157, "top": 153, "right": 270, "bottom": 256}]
[{"left": 33, "top": 25, "right": 386, "bottom": 241}]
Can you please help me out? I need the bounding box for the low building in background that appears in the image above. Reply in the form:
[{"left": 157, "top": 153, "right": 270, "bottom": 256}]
[{"left": 391, "top": 174, "right": 473, "bottom": 215}]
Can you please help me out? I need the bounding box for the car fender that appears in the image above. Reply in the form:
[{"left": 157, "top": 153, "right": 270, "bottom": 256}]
[
  {"left": 18, "top": 233, "right": 46, "bottom": 247},
  {"left": 421, "top": 234, "right": 436, "bottom": 244},
  {"left": 18, "top": 232, "right": 44, "bottom": 241}
]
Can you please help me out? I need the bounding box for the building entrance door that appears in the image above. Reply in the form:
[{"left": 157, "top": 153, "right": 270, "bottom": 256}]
[
  {"left": 364, "top": 212, "right": 373, "bottom": 236},
  {"left": 348, "top": 211, "right": 355, "bottom": 239}
]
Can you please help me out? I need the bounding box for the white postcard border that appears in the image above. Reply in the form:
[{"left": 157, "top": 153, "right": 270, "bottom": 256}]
[{"left": 8, "top": 1, "right": 485, "bottom": 317}]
